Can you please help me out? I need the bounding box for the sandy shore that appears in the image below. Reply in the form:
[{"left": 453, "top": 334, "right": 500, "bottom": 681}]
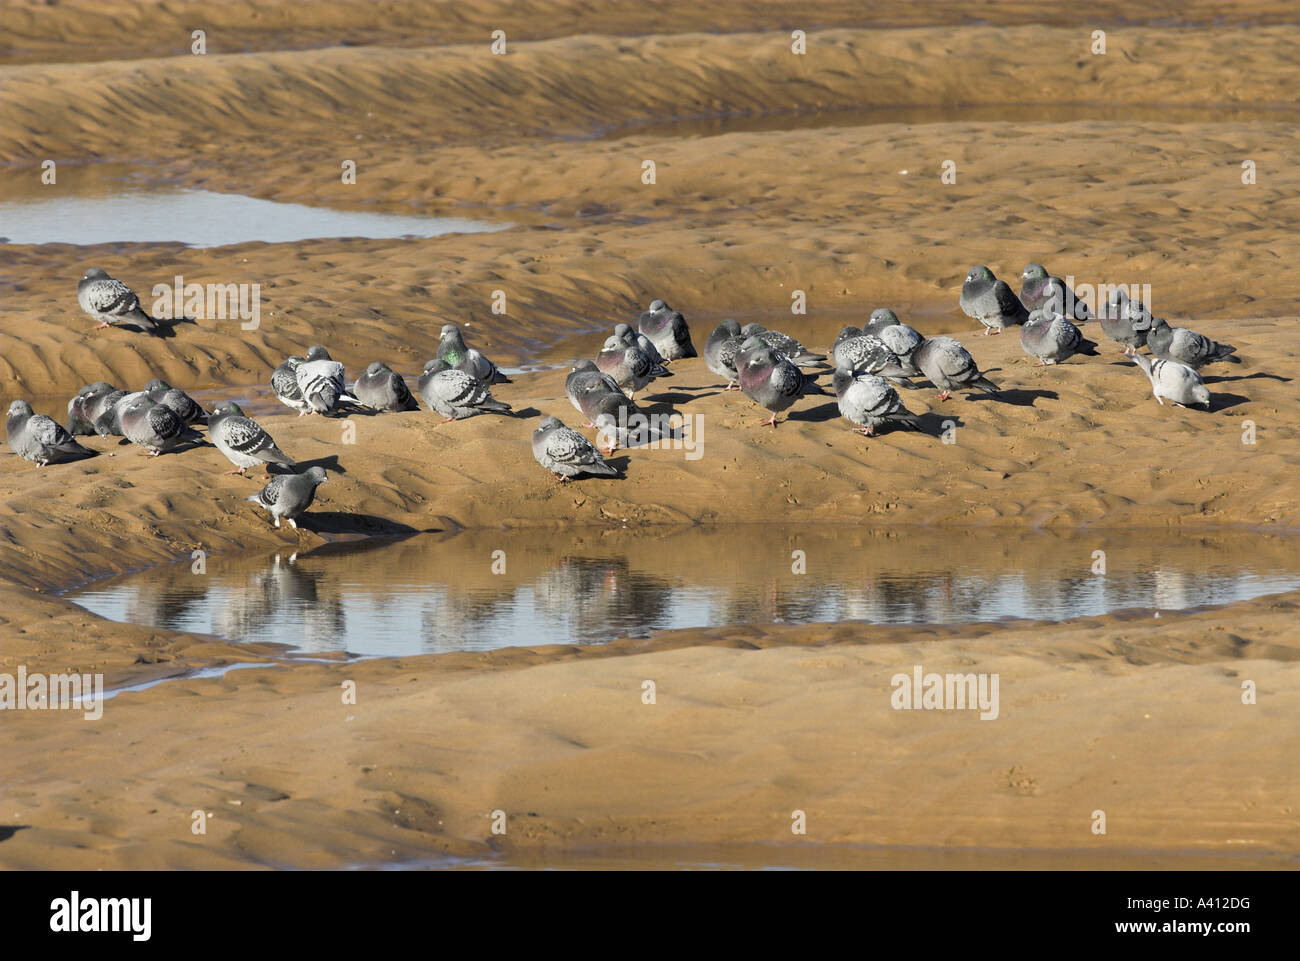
[{"left": 2, "top": 1, "right": 1297, "bottom": 869}]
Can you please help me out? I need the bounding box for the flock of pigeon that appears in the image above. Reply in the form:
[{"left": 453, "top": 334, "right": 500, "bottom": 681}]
[{"left": 5, "top": 263, "right": 1241, "bottom": 524}]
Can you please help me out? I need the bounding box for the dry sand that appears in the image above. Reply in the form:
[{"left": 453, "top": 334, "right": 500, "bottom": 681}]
[{"left": 1, "top": 1, "right": 1297, "bottom": 868}]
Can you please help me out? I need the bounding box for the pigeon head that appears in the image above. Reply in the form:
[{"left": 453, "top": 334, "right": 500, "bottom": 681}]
[
  {"left": 365, "top": 361, "right": 388, "bottom": 376},
  {"left": 8, "top": 400, "right": 34, "bottom": 418},
  {"left": 740, "top": 323, "right": 766, "bottom": 336},
  {"left": 305, "top": 345, "right": 331, "bottom": 362},
  {"left": 965, "top": 266, "right": 994, "bottom": 285},
  {"left": 831, "top": 367, "right": 858, "bottom": 397},
  {"left": 82, "top": 267, "right": 110, "bottom": 281},
  {"left": 738, "top": 336, "right": 772, "bottom": 366},
  {"left": 122, "top": 395, "right": 152, "bottom": 414},
  {"left": 283, "top": 356, "right": 304, "bottom": 370},
  {"left": 648, "top": 299, "right": 667, "bottom": 312},
  {"left": 422, "top": 358, "right": 449, "bottom": 374},
  {"left": 1022, "top": 264, "right": 1047, "bottom": 281},
  {"left": 211, "top": 401, "right": 246, "bottom": 418},
  {"left": 144, "top": 378, "right": 170, "bottom": 392},
  {"left": 835, "top": 326, "right": 861, "bottom": 344},
  {"left": 305, "top": 466, "right": 329, "bottom": 484},
  {"left": 613, "top": 323, "right": 633, "bottom": 342},
  {"left": 715, "top": 319, "right": 741, "bottom": 337},
  {"left": 570, "top": 360, "right": 597, "bottom": 373},
  {"left": 538, "top": 415, "right": 563, "bottom": 431},
  {"left": 868, "top": 308, "right": 900, "bottom": 327},
  {"left": 79, "top": 381, "right": 116, "bottom": 396},
  {"left": 601, "top": 335, "right": 622, "bottom": 352},
  {"left": 1192, "top": 383, "right": 1212, "bottom": 409}
]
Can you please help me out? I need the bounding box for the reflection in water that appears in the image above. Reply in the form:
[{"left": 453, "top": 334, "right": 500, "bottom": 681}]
[
  {"left": 0, "top": 164, "right": 509, "bottom": 246},
  {"left": 66, "top": 528, "right": 1300, "bottom": 657}
]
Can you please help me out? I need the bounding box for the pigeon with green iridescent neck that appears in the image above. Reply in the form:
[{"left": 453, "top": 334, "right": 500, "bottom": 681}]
[
  {"left": 437, "top": 324, "right": 510, "bottom": 385},
  {"left": 637, "top": 300, "right": 697, "bottom": 361}
]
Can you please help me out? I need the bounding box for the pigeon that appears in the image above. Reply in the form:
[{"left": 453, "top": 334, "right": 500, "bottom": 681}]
[
  {"left": 863, "top": 309, "right": 925, "bottom": 374},
  {"left": 1145, "top": 319, "right": 1239, "bottom": 369},
  {"left": 416, "top": 359, "right": 512, "bottom": 421},
  {"left": 532, "top": 415, "right": 620, "bottom": 480},
  {"left": 703, "top": 319, "right": 745, "bottom": 389},
  {"left": 1131, "top": 353, "right": 1211, "bottom": 409},
  {"left": 66, "top": 382, "right": 118, "bottom": 435},
  {"left": 832, "top": 368, "right": 925, "bottom": 436},
  {"left": 119, "top": 394, "right": 202, "bottom": 455},
  {"left": 565, "top": 360, "right": 623, "bottom": 414},
  {"left": 736, "top": 335, "right": 826, "bottom": 427},
  {"left": 437, "top": 324, "right": 510, "bottom": 385},
  {"left": 272, "top": 356, "right": 311, "bottom": 415},
  {"left": 295, "top": 345, "right": 358, "bottom": 416},
  {"left": 614, "top": 323, "right": 671, "bottom": 370},
  {"left": 830, "top": 330, "right": 918, "bottom": 387},
  {"left": 144, "top": 379, "right": 207, "bottom": 425},
  {"left": 92, "top": 390, "right": 145, "bottom": 437},
  {"left": 912, "top": 336, "right": 1000, "bottom": 401},
  {"left": 1019, "top": 309, "right": 1099, "bottom": 365},
  {"left": 76, "top": 267, "right": 164, "bottom": 333},
  {"left": 582, "top": 389, "right": 668, "bottom": 454},
  {"left": 353, "top": 362, "right": 420, "bottom": 412},
  {"left": 596, "top": 334, "right": 669, "bottom": 400},
  {"left": 740, "top": 323, "right": 828, "bottom": 368},
  {"left": 246, "top": 466, "right": 329, "bottom": 529},
  {"left": 1099, "top": 288, "right": 1156, "bottom": 355},
  {"left": 208, "top": 401, "right": 295, "bottom": 475},
  {"left": 6, "top": 401, "right": 96, "bottom": 466},
  {"left": 1019, "top": 265, "right": 1092, "bottom": 322},
  {"left": 960, "top": 266, "right": 1029, "bottom": 335},
  {"left": 638, "top": 300, "right": 697, "bottom": 361}
]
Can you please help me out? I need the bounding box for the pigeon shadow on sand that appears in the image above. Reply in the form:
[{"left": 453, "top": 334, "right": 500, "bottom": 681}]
[
  {"left": 1208, "top": 392, "right": 1250, "bottom": 413},
  {"left": 270, "top": 454, "right": 345, "bottom": 476},
  {"left": 1203, "top": 371, "right": 1291, "bottom": 385},
  {"left": 512, "top": 406, "right": 543, "bottom": 419},
  {"left": 968, "top": 388, "right": 1059, "bottom": 407},
  {"left": 0, "top": 826, "right": 29, "bottom": 843},
  {"left": 646, "top": 389, "right": 719, "bottom": 404},
  {"left": 294, "top": 513, "right": 427, "bottom": 536},
  {"left": 786, "top": 401, "right": 841, "bottom": 423}
]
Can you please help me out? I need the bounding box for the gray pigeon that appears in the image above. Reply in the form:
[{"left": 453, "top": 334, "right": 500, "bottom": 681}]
[
  {"left": 295, "top": 345, "right": 357, "bottom": 415},
  {"left": 354, "top": 361, "right": 420, "bottom": 412},
  {"left": 832, "top": 368, "right": 924, "bottom": 436},
  {"left": 830, "top": 330, "right": 918, "bottom": 387},
  {"left": 272, "top": 356, "right": 310, "bottom": 415},
  {"left": 579, "top": 384, "right": 668, "bottom": 453},
  {"left": 637, "top": 300, "right": 697, "bottom": 361},
  {"left": 67, "top": 382, "right": 118, "bottom": 435},
  {"left": 704, "top": 320, "right": 744, "bottom": 389},
  {"left": 1146, "top": 319, "right": 1238, "bottom": 369},
  {"left": 1019, "top": 309, "right": 1099, "bottom": 365},
  {"left": 145, "top": 379, "right": 207, "bottom": 425},
  {"left": 960, "top": 266, "right": 1029, "bottom": 335},
  {"left": 532, "top": 415, "right": 620, "bottom": 480},
  {"left": 6, "top": 400, "right": 96, "bottom": 466},
  {"left": 863, "top": 309, "right": 925, "bottom": 375},
  {"left": 596, "top": 334, "right": 668, "bottom": 400},
  {"left": 740, "top": 323, "right": 828, "bottom": 368},
  {"left": 92, "top": 390, "right": 145, "bottom": 437},
  {"left": 1100, "top": 288, "right": 1156, "bottom": 355},
  {"left": 437, "top": 324, "right": 510, "bottom": 385},
  {"left": 565, "top": 360, "right": 623, "bottom": 414},
  {"left": 1131, "top": 353, "right": 1211, "bottom": 409},
  {"left": 119, "top": 394, "right": 202, "bottom": 455},
  {"left": 76, "top": 267, "right": 163, "bottom": 333},
  {"left": 416, "top": 359, "right": 511, "bottom": 421},
  {"left": 246, "top": 466, "right": 329, "bottom": 529},
  {"left": 912, "top": 336, "right": 1000, "bottom": 400},
  {"left": 614, "top": 323, "right": 670, "bottom": 370},
  {"left": 736, "top": 336, "right": 826, "bottom": 427},
  {"left": 208, "top": 401, "right": 295, "bottom": 475},
  {"left": 1019, "top": 265, "right": 1092, "bottom": 322}
]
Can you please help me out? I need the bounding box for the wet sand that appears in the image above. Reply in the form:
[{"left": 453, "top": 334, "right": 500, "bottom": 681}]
[{"left": 1, "top": 1, "right": 1297, "bottom": 869}]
